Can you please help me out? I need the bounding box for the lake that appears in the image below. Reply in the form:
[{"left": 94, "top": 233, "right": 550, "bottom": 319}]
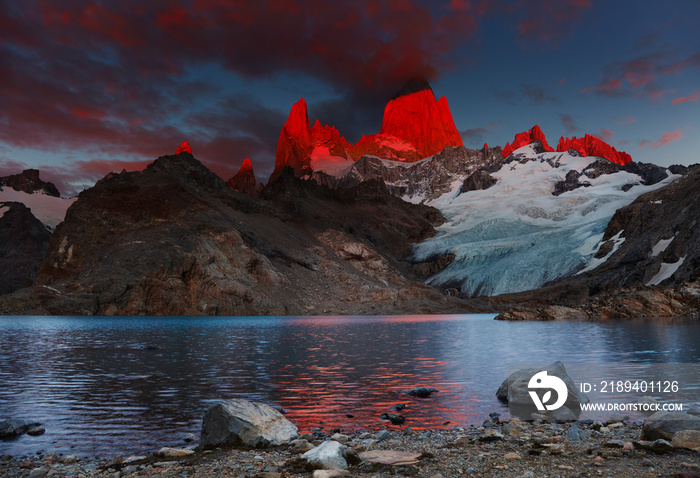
[{"left": 1, "top": 314, "right": 699, "bottom": 458}]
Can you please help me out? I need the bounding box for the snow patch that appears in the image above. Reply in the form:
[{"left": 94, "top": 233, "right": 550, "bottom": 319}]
[
  {"left": 0, "top": 188, "right": 75, "bottom": 228},
  {"left": 651, "top": 235, "right": 675, "bottom": 257},
  {"left": 0, "top": 205, "right": 8, "bottom": 219},
  {"left": 646, "top": 256, "right": 686, "bottom": 286},
  {"left": 652, "top": 200, "right": 663, "bottom": 204},
  {"left": 577, "top": 230, "right": 625, "bottom": 274}
]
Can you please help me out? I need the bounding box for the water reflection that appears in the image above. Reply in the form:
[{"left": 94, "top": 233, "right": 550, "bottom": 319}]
[{"left": 0, "top": 315, "right": 698, "bottom": 458}]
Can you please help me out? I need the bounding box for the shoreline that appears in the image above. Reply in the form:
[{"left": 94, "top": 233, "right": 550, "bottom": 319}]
[{"left": 2, "top": 415, "right": 698, "bottom": 477}]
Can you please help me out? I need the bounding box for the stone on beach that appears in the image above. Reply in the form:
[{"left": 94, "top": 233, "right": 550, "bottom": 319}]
[
  {"left": 359, "top": 450, "right": 422, "bottom": 465},
  {"left": 200, "top": 399, "right": 299, "bottom": 449},
  {"left": 302, "top": 440, "right": 348, "bottom": 470},
  {"left": 641, "top": 411, "right": 700, "bottom": 441},
  {"left": 156, "top": 447, "right": 195, "bottom": 458}
]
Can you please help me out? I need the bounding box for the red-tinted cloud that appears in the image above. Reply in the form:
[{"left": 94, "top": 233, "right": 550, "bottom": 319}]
[
  {"left": 599, "top": 128, "right": 613, "bottom": 141},
  {"left": 672, "top": 90, "right": 700, "bottom": 105},
  {"left": 615, "top": 116, "right": 637, "bottom": 125},
  {"left": 582, "top": 51, "right": 700, "bottom": 102},
  {"left": 639, "top": 129, "right": 685, "bottom": 149}
]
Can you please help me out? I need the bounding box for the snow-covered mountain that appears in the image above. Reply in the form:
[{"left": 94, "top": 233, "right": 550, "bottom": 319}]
[
  {"left": 409, "top": 144, "right": 680, "bottom": 296},
  {"left": 0, "top": 169, "right": 74, "bottom": 230}
]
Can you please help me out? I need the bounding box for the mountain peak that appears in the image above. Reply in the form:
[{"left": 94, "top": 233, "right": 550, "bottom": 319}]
[
  {"left": 381, "top": 83, "right": 463, "bottom": 158},
  {"left": 392, "top": 78, "right": 433, "bottom": 100},
  {"left": 502, "top": 125, "right": 555, "bottom": 157},
  {"left": 176, "top": 141, "right": 192, "bottom": 155},
  {"left": 228, "top": 158, "right": 257, "bottom": 196},
  {"left": 0, "top": 169, "right": 61, "bottom": 197},
  {"left": 557, "top": 134, "right": 632, "bottom": 165}
]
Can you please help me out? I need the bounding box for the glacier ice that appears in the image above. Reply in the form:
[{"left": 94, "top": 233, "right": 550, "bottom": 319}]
[{"left": 411, "top": 146, "right": 680, "bottom": 296}]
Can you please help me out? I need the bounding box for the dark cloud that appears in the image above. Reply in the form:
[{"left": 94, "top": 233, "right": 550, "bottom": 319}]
[
  {"left": 521, "top": 84, "right": 561, "bottom": 104},
  {"left": 560, "top": 114, "right": 580, "bottom": 135},
  {"left": 0, "top": 0, "right": 605, "bottom": 188},
  {"left": 493, "top": 89, "right": 518, "bottom": 105},
  {"left": 460, "top": 122, "right": 501, "bottom": 145}
]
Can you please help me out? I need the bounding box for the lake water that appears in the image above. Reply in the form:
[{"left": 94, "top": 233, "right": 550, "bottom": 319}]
[{"left": 1, "top": 314, "right": 699, "bottom": 458}]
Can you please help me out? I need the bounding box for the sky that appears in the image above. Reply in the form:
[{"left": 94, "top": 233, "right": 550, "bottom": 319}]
[{"left": 1, "top": 0, "right": 698, "bottom": 196}]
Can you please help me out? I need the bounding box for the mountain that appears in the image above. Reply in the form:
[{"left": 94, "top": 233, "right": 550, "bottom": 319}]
[
  {"left": 0, "top": 202, "right": 52, "bottom": 295},
  {"left": 557, "top": 134, "right": 631, "bottom": 165},
  {"left": 270, "top": 99, "right": 352, "bottom": 182},
  {"left": 176, "top": 141, "right": 192, "bottom": 154},
  {"left": 227, "top": 158, "right": 258, "bottom": 196},
  {"left": 494, "top": 164, "right": 700, "bottom": 319},
  {"left": 313, "top": 145, "right": 504, "bottom": 203},
  {"left": 270, "top": 80, "right": 464, "bottom": 181},
  {"left": 502, "top": 125, "right": 554, "bottom": 157},
  {"left": 378, "top": 78, "right": 464, "bottom": 158},
  {"left": 0, "top": 153, "right": 475, "bottom": 316},
  {"left": 0, "top": 169, "right": 74, "bottom": 295},
  {"left": 408, "top": 144, "right": 678, "bottom": 297}
]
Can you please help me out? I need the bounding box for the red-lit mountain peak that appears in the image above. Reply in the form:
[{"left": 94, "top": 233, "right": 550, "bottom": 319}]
[
  {"left": 227, "top": 158, "right": 257, "bottom": 196},
  {"left": 240, "top": 157, "right": 254, "bottom": 173},
  {"left": 557, "top": 134, "right": 632, "bottom": 165},
  {"left": 176, "top": 141, "right": 192, "bottom": 155},
  {"left": 380, "top": 79, "right": 464, "bottom": 158},
  {"left": 502, "top": 125, "right": 554, "bottom": 157}
]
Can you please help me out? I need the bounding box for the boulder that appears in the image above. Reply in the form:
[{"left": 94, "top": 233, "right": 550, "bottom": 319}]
[
  {"left": 496, "top": 362, "right": 589, "bottom": 419},
  {"left": 671, "top": 430, "right": 700, "bottom": 450},
  {"left": 359, "top": 450, "right": 422, "bottom": 465},
  {"left": 642, "top": 411, "right": 700, "bottom": 441},
  {"left": 405, "top": 387, "right": 438, "bottom": 398},
  {"left": 302, "top": 441, "right": 347, "bottom": 470},
  {"left": 0, "top": 419, "right": 42, "bottom": 438},
  {"left": 200, "top": 399, "right": 298, "bottom": 449}
]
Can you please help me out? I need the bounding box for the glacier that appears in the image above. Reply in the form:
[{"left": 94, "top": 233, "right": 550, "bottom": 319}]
[{"left": 410, "top": 145, "right": 680, "bottom": 296}]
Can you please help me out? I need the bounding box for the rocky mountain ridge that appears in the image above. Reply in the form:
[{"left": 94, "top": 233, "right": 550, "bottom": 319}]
[{"left": 0, "top": 153, "right": 476, "bottom": 316}]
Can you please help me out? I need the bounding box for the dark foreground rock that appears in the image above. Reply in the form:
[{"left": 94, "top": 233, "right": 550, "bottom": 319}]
[{"left": 200, "top": 399, "right": 298, "bottom": 449}]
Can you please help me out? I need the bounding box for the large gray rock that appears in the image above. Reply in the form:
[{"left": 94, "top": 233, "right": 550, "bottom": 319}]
[
  {"left": 302, "top": 441, "right": 348, "bottom": 470},
  {"left": 641, "top": 411, "right": 700, "bottom": 441},
  {"left": 496, "top": 362, "right": 589, "bottom": 418},
  {"left": 671, "top": 429, "right": 700, "bottom": 450},
  {"left": 200, "top": 399, "right": 298, "bottom": 449}
]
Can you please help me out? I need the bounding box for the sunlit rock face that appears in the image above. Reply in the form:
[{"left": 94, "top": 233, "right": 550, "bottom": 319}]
[
  {"left": 379, "top": 79, "right": 464, "bottom": 160},
  {"left": 227, "top": 158, "right": 257, "bottom": 196},
  {"left": 557, "top": 134, "right": 632, "bottom": 165},
  {"left": 270, "top": 99, "right": 351, "bottom": 182},
  {"left": 502, "top": 125, "right": 554, "bottom": 158},
  {"left": 176, "top": 141, "right": 192, "bottom": 155},
  {"left": 270, "top": 80, "right": 466, "bottom": 182}
]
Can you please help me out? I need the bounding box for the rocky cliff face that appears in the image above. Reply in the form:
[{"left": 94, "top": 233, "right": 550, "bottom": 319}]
[
  {"left": 501, "top": 125, "right": 554, "bottom": 158},
  {"left": 557, "top": 134, "right": 632, "bottom": 165},
  {"left": 270, "top": 80, "right": 465, "bottom": 181},
  {"left": 0, "top": 153, "right": 475, "bottom": 316},
  {"left": 270, "top": 99, "right": 351, "bottom": 182},
  {"left": 0, "top": 202, "right": 52, "bottom": 295},
  {"left": 0, "top": 169, "right": 60, "bottom": 197},
  {"left": 379, "top": 79, "right": 464, "bottom": 159},
  {"left": 227, "top": 158, "right": 257, "bottom": 196},
  {"left": 313, "top": 145, "right": 504, "bottom": 203}
]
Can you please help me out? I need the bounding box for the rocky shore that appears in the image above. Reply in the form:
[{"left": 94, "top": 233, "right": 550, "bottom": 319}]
[{"left": 2, "top": 414, "right": 699, "bottom": 478}]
